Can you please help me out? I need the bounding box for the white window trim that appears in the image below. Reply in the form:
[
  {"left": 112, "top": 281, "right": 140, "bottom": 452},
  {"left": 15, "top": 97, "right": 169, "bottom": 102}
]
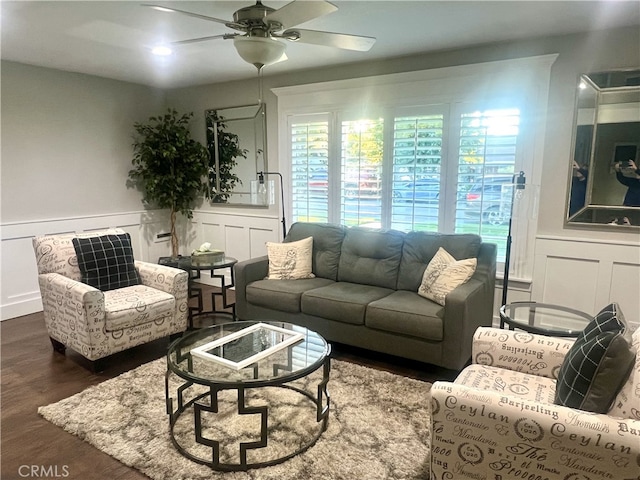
[{"left": 274, "top": 54, "right": 558, "bottom": 283}]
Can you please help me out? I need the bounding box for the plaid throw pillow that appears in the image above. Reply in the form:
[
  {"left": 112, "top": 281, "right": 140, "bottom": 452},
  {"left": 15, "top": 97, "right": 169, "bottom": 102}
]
[
  {"left": 555, "top": 303, "right": 635, "bottom": 413},
  {"left": 72, "top": 233, "right": 141, "bottom": 291}
]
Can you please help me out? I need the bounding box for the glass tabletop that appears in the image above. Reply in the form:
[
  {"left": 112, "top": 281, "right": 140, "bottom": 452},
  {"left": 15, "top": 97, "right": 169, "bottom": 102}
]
[
  {"left": 159, "top": 255, "right": 237, "bottom": 270},
  {"left": 168, "top": 321, "right": 329, "bottom": 385},
  {"left": 500, "top": 302, "right": 592, "bottom": 337}
]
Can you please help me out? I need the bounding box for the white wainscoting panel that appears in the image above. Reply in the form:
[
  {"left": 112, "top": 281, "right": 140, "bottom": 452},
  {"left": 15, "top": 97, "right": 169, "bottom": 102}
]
[
  {"left": 0, "top": 211, "right": 172, "bottom": 321},
  {"left": 186, "top": 211, "right": 279, "bottom": 287},
  {"left": 249, "top": 227, "right": 274, "bottom": 258},
  {"left": 532, "top": 235, "right": 640, "bottom": 330},
  {"left": 538, "top": 256, "right": 600, "bottom": 310},
  {"left": 6, "top": 215, "right": 636, "bottom": 334},
  {"left": 1, "top": 209, "right": 279, "bottom": 320}
]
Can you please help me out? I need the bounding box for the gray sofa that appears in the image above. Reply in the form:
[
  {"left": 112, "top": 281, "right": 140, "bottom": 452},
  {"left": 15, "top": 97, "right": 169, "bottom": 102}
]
[{"left": 235, "top": 222, "right": 497, "bottom": 370}]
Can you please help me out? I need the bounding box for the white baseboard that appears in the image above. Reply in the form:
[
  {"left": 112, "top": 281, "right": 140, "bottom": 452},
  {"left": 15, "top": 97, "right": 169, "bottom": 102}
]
[
  {"left": 1, "top": 297, "right": 43, "bottom": 321},
  {"left": 1, "top": 210, "right": 280, "bottom": 321}
]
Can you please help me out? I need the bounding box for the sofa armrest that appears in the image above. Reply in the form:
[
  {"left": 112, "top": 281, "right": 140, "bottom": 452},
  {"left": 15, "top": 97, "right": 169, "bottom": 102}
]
[
  {"left": 234, "top": 255, "right": 269, "bottom": 320},
  {"left": 135, "top": 261, "right": 189, "bottom": 329},
  {"left": 38, "top": 273, "right": 106, "bottom": 359},
  {"left": 435, "top": 242, "right": 496, "bottom": 370},
  {"left": 472, "top": 327, "right": 575, "bottom": 379},
  {"left": 135, "top": 260, "right": 187, "bottom": 294},
  {"left": 430, "top": 382, "right": 640, "bottom": 479},
  {"left": 441, "top": 281, "right": 491, "bottom": 370}
]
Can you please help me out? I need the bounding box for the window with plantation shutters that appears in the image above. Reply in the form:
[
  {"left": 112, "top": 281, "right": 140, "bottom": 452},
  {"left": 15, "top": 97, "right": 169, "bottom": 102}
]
[
  {"left": 288, "top": 107, "right": 520, "bottom": 264},
  {"left": 340, "top": 118, "right": 384, "bottom": 227},
  {"left": 276, "top": 55, "right": 556, "bottom": 284},
  {"left": 453, "top": 108, "right": 520, "bottom": 261},
  {"left": 390, "top": 113, "right": 444, "bottom": 232},
  {"left": 290, "top": 117, "right": 330, "bottom": 224}
]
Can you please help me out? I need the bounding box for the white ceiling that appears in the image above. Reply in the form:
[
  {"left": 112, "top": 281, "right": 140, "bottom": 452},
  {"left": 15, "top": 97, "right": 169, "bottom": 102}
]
[{"left": 2, "top": 1, "right": 639, "bottom": 89}]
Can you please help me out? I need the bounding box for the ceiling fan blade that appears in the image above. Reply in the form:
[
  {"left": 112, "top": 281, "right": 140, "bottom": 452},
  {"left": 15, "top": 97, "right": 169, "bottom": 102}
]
[
  {"left": 266, "top": 1, "right": 338, "bottom": 29},
  {"left": 142, "top": 4, "right": 244, "bottom": 30},
  {"left": 171, "top": 34, "right": 236, "bottom": 46},
  {"left": 283, "top": 29, "right": 376, "bottom": 51}
]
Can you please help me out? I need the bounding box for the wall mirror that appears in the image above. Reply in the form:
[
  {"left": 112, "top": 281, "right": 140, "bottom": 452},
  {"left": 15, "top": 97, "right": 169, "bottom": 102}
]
[
  {"left": 206, "top": 103, "right": 266, "bottom": 205},
  {"left": 566, "top": 68, "right": 640, "bottom": 228}
]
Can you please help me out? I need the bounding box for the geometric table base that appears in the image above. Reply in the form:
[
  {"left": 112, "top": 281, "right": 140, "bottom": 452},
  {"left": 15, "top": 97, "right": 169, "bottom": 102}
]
[{"left": 165, "top": 356, "right": 330, "bottom": 471}]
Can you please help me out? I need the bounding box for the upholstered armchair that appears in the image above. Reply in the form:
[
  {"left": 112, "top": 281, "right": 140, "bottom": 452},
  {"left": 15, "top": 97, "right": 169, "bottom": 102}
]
[
  {"left": 431, "top": 326, "right": 640, "bottom": 479},
  {"left": 32, "top": 229, "right": 189, "bottom": 370}
]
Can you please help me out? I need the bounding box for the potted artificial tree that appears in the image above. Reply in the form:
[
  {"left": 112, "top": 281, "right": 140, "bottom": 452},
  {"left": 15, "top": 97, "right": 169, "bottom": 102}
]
[{"left": 128, "top": 109, "right": 209, "bottom": 258}]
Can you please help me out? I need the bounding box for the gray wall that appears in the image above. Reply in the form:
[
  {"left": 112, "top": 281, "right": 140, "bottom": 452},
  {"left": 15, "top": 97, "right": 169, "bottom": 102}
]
[
  {"left": 1, "top": 61, "right": 165, "bottom": 223},
  {"left": 2, "top": 26, "right": 639, "bottom": 321},
  {"left": 166, "top": 25, "right": 640, "bottom": 243},
  {"left": 4, "top": 26, "right": 637, "bottom": 237}
]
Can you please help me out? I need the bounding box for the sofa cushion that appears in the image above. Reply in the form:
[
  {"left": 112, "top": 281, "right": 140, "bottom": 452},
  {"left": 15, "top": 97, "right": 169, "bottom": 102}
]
[
  {"left": 285, "top": 222, "right": 346, "bottom": 281},
  {"left": 247, "top": 278, "right": 335, "bottom": 313},
  {"left": 366, "top": 291, "right": 444, "bottom": 341},
  {"left": 103, "top": 285, "right": 175, "bottom": 331},
  {"left": 397, "top": 231, "right": 481, "bottom": 291},
  {"left": 456, "top": 364, "right": 557, "bottom": 404},
  {"left": 418, "top": 247, "right": 477, "bottom": 306},
  {"left": 555, "top": 303, "right": 634, "bottom": 413},
  {"left": 266, "top": 237, "right": 314, "bottom": 280},
  {"left": 301, "top": 282, "right": 394, "bottom": 325},
  {"left": 72, "top": 233, "right": 142, "bottom": 291},
  {"left": 337, "top": 227, "right": 404, "bottom": 289}
]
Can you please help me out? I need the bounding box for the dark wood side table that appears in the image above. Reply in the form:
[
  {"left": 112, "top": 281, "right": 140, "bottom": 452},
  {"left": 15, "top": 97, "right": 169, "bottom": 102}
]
[
  {"left": 158, "top": 255, "right": 238, "bottom": 328},
  {"left": 499, "top": 301, "right": 592, "bottom": 337}
]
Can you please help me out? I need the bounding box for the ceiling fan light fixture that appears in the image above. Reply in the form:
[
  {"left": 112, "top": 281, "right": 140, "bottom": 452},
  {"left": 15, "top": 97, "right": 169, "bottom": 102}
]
[{"left": 233, "top": 36, "right": 285, "bottom": 69}]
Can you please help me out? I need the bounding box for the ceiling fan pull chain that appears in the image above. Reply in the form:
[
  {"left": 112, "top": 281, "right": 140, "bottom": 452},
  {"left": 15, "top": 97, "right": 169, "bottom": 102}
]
[{"left": 258, "top": 67, "right": 264, "bottom": 104}]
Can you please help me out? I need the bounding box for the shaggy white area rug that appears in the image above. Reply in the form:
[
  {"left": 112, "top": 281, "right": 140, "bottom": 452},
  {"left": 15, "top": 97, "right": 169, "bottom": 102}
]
[{"left": 39, "top": 358, "right": 432, "bottom": 480}]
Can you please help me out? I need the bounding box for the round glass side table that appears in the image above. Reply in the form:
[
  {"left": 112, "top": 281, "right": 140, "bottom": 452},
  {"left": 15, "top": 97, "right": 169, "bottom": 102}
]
[
  {"left": 499, "top": 301, "right": 592, "bottom": 337},
  {"left": 158, "top": 255, "right": 238, "bottom": 327}
]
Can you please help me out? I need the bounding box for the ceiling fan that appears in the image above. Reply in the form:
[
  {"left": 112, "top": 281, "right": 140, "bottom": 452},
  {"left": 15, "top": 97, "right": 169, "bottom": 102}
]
[{"left": 145, "top": 0, "right": 376, "bottom": 70}]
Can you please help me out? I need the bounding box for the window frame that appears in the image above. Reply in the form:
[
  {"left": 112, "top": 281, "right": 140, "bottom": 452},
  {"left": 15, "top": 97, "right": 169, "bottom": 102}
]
[{"left": 275, "top": 55, "right": 557, "bottom": 283}]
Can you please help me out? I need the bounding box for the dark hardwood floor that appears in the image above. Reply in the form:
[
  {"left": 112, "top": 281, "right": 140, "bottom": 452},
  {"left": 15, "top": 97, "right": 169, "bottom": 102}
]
[{"left": 1, "top": 285, "right": 457, "bottom": 480}]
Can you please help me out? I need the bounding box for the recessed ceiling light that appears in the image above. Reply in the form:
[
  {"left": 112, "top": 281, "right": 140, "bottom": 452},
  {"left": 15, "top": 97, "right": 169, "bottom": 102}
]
[{"left": 152, "top": 45, "right": 173, "bottom": 56}]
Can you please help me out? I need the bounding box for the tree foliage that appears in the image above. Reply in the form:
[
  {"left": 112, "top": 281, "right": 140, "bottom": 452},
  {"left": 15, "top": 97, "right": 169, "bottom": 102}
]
[{"left": 128, "top": 109, "right": 209, "bottom": 256}]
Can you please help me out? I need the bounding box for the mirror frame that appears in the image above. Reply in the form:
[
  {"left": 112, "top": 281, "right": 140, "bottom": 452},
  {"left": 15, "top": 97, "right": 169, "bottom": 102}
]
[
  {"left": 205, "top": 103, "right": 267, "bottom": 206},
  {"left": 565, "top": 68, "right": 640, "bottom": 229}
]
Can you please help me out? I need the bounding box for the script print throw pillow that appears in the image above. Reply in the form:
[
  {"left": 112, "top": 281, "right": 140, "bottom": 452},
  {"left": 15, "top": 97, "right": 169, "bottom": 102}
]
[
  {"left": 555, "top": 303, "right": 635, "bottom": 413},
  {"left": 266, "top": 236, "right": 315, "bottom": 280},
  {"left": 418, "top": 247, "right": 476, "bottom": 306},
  {"left": 72, "top": 233, "right": 141, "bottom": 291}
]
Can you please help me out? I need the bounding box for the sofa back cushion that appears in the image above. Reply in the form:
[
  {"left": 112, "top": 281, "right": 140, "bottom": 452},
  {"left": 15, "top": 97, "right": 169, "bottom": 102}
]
[
  {"left": 338, "top": 227, "right": 404, "bottom": 289},
  {"left": 397, "top": 232, "right": 482, "bottom": 291},
  {"left": 285, "top": 222, "right": 346, "bottom": 281}
]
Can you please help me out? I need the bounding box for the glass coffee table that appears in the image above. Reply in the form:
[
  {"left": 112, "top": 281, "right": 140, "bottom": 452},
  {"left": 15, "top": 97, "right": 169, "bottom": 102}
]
[
  {"left": 165, "top": 321, "right": 331, "bottom": 471},
  {"left": 500, "top": 302, "right": 592, "bottom": 337}
]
